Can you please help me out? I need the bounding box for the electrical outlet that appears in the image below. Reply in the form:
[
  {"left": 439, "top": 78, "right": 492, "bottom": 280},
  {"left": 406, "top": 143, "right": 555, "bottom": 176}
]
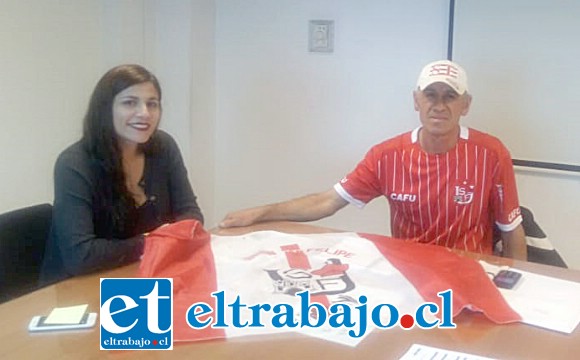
[{"left": 309, "top": 20, "right": 334, "bottom": 53}]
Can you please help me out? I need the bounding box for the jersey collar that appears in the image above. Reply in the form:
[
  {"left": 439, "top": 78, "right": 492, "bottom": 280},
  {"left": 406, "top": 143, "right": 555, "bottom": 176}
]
[{"left": 411, "top": 125, "right": 469, "bottom": 143}]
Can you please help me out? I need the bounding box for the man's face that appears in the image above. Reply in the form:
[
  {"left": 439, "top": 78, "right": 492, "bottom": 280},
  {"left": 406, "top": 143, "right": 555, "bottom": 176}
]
[{"left": 413, "top": 82, "right": 471, "bottom": 138}]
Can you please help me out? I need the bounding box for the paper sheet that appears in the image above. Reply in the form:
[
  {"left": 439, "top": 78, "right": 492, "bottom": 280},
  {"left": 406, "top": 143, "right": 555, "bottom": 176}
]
[
  {"left": 480, "top": 261, "right": 580, "bottom": 334},
  {"left": 399, "top": 344, "right": 496, "bottom": 360},
  {"left": 299, "top": 322, "right": 372, "bottom": 347},
  {"left": 44, "top": 304, "right": 88, "bottom": 324}
]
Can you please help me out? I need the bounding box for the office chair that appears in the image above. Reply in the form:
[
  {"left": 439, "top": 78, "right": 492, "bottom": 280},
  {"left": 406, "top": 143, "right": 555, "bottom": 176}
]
[
  {"left": 494, "top": 206, "right": 567, "bottom": 268},
  {"left": 520, "top": 206, "right": 567, "bottom": 268},
  {"left": 0, "top": 203, "right": 52, "bottom": 303}
]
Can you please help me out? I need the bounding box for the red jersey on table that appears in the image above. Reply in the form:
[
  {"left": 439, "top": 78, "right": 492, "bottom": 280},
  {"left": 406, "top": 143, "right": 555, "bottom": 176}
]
[{"left": 334, "top": 126, "right": 522, "bottom": 254}]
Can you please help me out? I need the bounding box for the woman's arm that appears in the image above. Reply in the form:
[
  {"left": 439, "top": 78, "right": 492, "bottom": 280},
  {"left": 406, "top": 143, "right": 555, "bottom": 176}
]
[
  {"left": 51, "top": 148, "right": 144, "bottom": 277},
  {"left": 163, "top": 132, "right": 204, "bottom": 224}
]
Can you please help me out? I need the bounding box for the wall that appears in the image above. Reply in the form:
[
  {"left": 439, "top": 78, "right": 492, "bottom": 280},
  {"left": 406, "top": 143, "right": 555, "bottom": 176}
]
[
  {"left": 0, "top": 0, "right": 216, "bottom": 225},
  {"left": 0, "top": 0, "right": 103, "bottom": 212},
  {"left": 454, "top": 0, "right": 580, "bottom": 166},
  {"left": 453, "top": 0, "right": 580, "bottom": 268},
  {"left": 214, "top": 0, "right": 450, "bottom": 236}
]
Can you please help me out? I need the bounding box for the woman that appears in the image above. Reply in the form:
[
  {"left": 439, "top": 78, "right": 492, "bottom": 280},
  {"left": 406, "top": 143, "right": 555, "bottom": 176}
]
[{"left": 40, "top": 64, "right": 204, "bottom": 284}]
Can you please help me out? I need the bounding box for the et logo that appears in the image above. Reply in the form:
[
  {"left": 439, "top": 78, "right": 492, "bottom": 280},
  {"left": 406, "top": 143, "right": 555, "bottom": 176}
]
[{"left": 100, "top": 278, "right": 173, "bottom": 350}]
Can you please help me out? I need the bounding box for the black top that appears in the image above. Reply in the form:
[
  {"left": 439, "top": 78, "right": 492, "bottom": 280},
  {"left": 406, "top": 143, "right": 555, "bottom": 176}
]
[{"left": 40, "top": 130, "right": 203, "bottom": 284}]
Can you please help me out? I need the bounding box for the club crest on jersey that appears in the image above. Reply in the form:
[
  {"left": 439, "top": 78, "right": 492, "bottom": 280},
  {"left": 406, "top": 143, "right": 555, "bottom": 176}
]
[
  {"left": 265, "top": 258, "right": 355, "bottom": 296},
  {"left": 454, "top": 181, "right": 475, "bottom": 205}
]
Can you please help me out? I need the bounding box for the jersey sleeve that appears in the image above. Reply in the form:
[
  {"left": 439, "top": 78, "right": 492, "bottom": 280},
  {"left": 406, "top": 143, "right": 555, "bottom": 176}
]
[
  {"left": 491, "top": 143, "right": 522, "bottom": 231},
  {"left": 334, "top": 145, "right": 384, "bottom": 208}
]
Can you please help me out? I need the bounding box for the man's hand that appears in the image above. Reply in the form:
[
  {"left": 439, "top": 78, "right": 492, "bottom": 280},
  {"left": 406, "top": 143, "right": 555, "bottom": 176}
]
[
  {"left": 219, "top": 189, "right": 348, "bottom": 229},
  {"left": 219, "top": 207, "right": 266, "bottom": 228}
]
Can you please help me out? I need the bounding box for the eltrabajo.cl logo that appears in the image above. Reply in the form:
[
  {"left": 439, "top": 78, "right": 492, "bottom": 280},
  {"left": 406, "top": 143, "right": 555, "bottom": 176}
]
[{"left": 100, "top": 278, "right": 173, "bottom": 350}]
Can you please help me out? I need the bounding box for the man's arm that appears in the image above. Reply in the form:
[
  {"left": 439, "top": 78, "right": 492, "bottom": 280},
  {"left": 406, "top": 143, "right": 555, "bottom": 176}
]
[
  {"left": 501, "top": 223, "right": 527, "bottom": 260},
  {"left": 219, "top": 189, "right": 348, "bottom": 228}
]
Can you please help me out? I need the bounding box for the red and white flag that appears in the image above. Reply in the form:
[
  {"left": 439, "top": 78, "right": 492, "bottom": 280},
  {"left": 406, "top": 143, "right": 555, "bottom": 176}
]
[{"left": 139, "top": 220, "right": 520, "bottom": 344}]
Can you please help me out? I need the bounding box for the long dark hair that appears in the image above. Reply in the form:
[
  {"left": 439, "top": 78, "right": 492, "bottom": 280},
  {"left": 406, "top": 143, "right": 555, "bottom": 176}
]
[{"left": 82, "top": 64, "right": 162, "bottom": 234}]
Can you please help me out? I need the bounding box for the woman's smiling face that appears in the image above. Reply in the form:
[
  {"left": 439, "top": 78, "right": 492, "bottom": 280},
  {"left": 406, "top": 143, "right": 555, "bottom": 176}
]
[{"left": 112, "top": 81, "right": 161, "bottom": 149}]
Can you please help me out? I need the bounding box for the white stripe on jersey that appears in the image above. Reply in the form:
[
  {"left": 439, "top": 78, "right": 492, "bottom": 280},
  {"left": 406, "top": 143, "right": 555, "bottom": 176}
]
[
  {"left": 409, "top": 148, "right": 416, "bottom": 238},
  {"left": 426, "top": 153, "right": 433, "bottom": 230},
  {"left": 445, "top": 151, "right": 450, "bottom": 245},
  {"left": 391, "top": 153, "right": 400, "bottom": 233},
  {"left": 435, "top": 155, "right": 441, "bottom": 244},
  {"left": 333, "top": 183, "right": 366, "bottom": 208},
  {"left": 417, "top": 153, "right": 424, "bottom": 231}
]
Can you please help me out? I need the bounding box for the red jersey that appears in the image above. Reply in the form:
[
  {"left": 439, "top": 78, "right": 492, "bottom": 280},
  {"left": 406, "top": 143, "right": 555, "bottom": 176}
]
[{"left": 334, "top": 126, "right": 522, "bottom": 254}]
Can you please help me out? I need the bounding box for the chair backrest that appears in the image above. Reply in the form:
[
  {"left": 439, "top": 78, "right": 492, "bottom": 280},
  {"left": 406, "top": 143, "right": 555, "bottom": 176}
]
[
  {"left": 494, "top": 206, "right": 567, "bottom": 268},
  {"left": 0, "top": 203, "right": 52, "bottom": 303}
]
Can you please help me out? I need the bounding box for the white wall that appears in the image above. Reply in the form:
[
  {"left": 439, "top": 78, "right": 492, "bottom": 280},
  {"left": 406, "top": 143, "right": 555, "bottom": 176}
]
[
  {"left": 0, "top": 0, "right": 103, "bottom": 212},
  {"left": 452, "top": 0, "right": 580, "bottom": 268},
  {"left": 214, "top": 0, "right": 450, "bottom": 236},
  {"left": 454, "top": 0, "right": 580, "bottom": 166}
]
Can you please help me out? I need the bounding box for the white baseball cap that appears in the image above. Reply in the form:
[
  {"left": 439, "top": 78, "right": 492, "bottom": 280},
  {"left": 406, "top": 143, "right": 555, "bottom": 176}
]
[{"left": 417, "top": 60, "right": 468, "bottom": 95}]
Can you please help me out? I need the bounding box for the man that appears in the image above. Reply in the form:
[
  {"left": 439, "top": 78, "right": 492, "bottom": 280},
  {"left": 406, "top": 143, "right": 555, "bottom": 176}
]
[{"left": 220, "top": 60, "right": 527, "bottom": 260}]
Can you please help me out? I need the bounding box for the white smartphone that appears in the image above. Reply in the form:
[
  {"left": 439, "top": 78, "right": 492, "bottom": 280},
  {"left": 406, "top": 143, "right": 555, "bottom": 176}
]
[{"left": 28, "top": 312, "right": 97, "bottom": 332}]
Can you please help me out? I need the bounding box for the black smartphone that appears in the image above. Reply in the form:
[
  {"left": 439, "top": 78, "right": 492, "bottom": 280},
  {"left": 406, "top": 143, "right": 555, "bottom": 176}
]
[{"left": 493, "top": 270, "right": 522, "bottom": 289}]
